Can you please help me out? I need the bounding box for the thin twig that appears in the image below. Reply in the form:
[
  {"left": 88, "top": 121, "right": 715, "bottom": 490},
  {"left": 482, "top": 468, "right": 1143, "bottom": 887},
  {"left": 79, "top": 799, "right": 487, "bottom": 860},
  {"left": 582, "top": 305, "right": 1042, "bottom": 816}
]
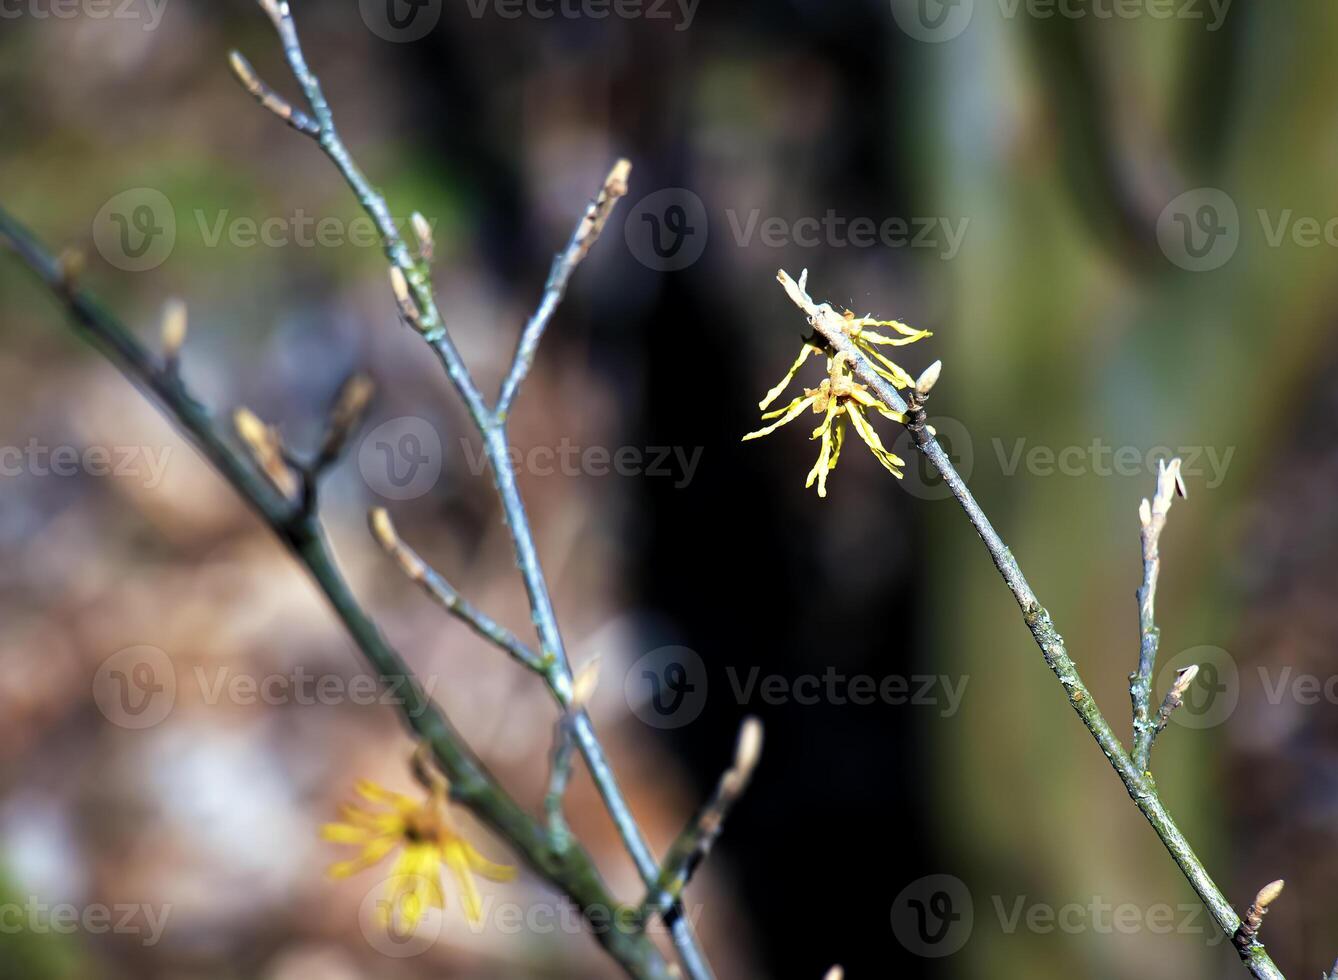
[
  {"left": 495, "top": 158, "right": 631, "bottom": 422},
  {"left": 777, "top": 268, "right": 1287, "bottom": 980},
  {"left": 1131, "top": 456, "right": 1185, "bottom": 771},
  {"left": 368, "top": 508, "right": 545, "bottom": 674},
  {"left": 0, "top": 207, "right": 676, "bottom": 980},
  {"left": 234, "top": 8, "right": 711, "bottom": 975},
  {"left": 641, "top": 718, "right": 763, "bottom": 923}
]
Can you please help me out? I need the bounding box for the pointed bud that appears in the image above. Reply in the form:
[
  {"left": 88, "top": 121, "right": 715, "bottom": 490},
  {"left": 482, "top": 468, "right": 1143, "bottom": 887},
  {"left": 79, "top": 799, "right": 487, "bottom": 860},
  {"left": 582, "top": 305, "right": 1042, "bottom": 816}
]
[
  {"left": 1170, "top": 664, "right": 1199, "bottom": 700},
  {"left": 1255, "top": 879, "right": 1285, "bottom": 910},
  {"left": 571, "top": 655, "right": 602, "bottom": 709},
  {"left": 233, "top": 407, "right": 297, "bottom": 498},
  {"left": 57, "top": 247, "right": 84, "bottom": 291},
  {"left": 161, "top": 299, "right": 187, "bottom": 362},
  {"left": 823, "top": 969, "right": 844, "bottom": 980},
  {"left": 915, "top": 359, "right": 943, "bottom": 397},
  {"left": 733, "top": 716, "right": 764, "bottom": 781},
  {"left": 1139, "top": 498, "right": 1152, "bottom": 528},
  {"left": 369, "top": 508, "right": 407, "bottom": 558},
  {"left": 319, "top": 373, "right": 375, "bottom": 462},
  {"left": 411, "top": 212, "right": 434, "bottom": 264},
  {"left": 389, "top": 266, "right": 420, "bottom": 328}
]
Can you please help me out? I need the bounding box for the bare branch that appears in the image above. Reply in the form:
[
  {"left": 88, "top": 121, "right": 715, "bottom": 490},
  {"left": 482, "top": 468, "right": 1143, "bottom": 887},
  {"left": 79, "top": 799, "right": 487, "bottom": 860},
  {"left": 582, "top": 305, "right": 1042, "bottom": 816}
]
[
  {"left": 1132, "top": 456, "right": 1185, "bottom": 771},
  {"left": 368, "top": 508, "right": 546, "bottom": 674},
  {"left": 777, "top": 268, "right": 1285, "bottom": 980},
  {"left": 227, "top": 51, "right": 319, "bottom": 136},
  {"left": 642, "top": 718, "right": 763, "bottom": 922},
  {"left": 495, "top": 158, "right": 631, "bottom": 421}
]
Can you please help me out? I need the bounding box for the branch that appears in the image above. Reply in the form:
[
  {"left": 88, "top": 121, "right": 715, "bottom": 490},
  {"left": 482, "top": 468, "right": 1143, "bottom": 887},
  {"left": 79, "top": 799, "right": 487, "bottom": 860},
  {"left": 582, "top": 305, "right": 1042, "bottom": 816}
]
[
  {"left": 1131, "top": 456, "right": 1186, "bottom": 772},
  {"left": 495, "top": 158, "right": 631, "bottom": 422},
  {"left": 233, "top": 7, "right": 712, "bottom": 976},
  {"left": 368, "top": 508, "right": 546, "bottom": 674},
  {"left": 777, "top": 268, "right": 1287, "bottom": 980},
  {"left": 0, "top": 206, "right": 675, "bottom": 980},
  {"left": 641, "top": 718, "right": 763, "bottom": 923}
]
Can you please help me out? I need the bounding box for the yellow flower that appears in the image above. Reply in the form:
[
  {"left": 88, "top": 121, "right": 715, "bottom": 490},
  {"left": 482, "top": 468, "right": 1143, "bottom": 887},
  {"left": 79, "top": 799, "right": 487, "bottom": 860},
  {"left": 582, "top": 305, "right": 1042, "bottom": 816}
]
[
  {"left": 743, "top": 352, "right": 907, "bottom": 497},
  {"left": 322, "top": 777, "right": 516, "bottom": 931},
  {"left": 837, "top": 308, "right": 932, "bottom": 389},
  {"left": 753, "top": 311, "right": 930, "bottom": 410}
]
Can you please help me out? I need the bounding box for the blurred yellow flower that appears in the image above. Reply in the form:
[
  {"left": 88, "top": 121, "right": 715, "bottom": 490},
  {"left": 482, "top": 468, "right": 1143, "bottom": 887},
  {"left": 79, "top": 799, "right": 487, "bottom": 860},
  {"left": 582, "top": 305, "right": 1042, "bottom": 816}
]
[
  {"left": 744, "top": 351, "right": 907, "bottom": 497},
  {"left": 323, "top": 777, "right": 516, "bottom": 930}
]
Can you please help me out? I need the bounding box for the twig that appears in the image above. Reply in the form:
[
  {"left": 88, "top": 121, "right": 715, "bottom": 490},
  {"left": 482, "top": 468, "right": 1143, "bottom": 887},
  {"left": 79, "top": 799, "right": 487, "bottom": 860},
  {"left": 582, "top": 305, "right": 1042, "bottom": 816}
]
[
  {"left": 641, "top": 718, "right": 763, "bottom": 923},
  {"left": 1152, "top": 664, "right": 1199, "bottom": 739},
  {"left": 495, "top": 157, "right": 631, "bottom": 422},
  {"left": 1131, "top": 456, "right": 1186, "bottom": 772},
  {"left": 368, "top": 508, "right": 545, "bottom": 674},
  {"left": 777, "top": 268, "right": 1288, "bottom": 980},
  {"left": 0, "top": 206, "right": 676, "bottom": 980},
  {"left": 1233, "top": 880, "right": 1285, "bottom": 956},
  {"left": 233, "top": 7, "right": 711, "bottom": 976}
]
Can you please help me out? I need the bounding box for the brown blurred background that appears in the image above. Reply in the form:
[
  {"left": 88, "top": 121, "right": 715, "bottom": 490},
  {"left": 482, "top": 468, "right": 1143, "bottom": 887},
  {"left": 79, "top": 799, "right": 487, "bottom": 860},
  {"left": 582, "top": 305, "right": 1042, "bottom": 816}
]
[{"left": 2, "top": 1, "right": 1338, "bottom": 978}]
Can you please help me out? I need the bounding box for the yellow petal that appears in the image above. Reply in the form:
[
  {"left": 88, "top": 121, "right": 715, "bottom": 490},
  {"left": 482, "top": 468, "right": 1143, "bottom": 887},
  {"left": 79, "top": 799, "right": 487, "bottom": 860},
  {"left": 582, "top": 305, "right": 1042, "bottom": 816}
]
[
  {"left": 828, "top": 414, "right": 847, "bottom": 471},
  {"left": 463, "top": 842, "right": 518, "bottom": 883},
  {"left": 327, "top": 835, "right": 400, "bottom": 878},
  {"left": 354, "top": 779, "right": 418, "bottom": 812},
  {"left": 444, "top": 843, "right": 484, "bottom": 923},
  {"left": 758, "top": 345, "right": 816, "bottom": 410},
  {"left": 743, "top": 396, "right": 815, "bottom": 440},
  {"left": 321, "top": 822, "right": 378, "bottom": 844}
]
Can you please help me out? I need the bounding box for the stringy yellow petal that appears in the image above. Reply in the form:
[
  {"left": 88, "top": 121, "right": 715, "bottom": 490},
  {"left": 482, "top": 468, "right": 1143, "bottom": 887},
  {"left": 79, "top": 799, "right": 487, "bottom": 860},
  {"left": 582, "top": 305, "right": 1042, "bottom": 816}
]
[
  {"left": 463, "top": 842, "right": 518, "bottom": 882},
  {"left": 743, "top": 396, "right": 815, "bottom": 440},
  {"left": 758, "top": 344, "right": 817, "bottom": 410}
]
